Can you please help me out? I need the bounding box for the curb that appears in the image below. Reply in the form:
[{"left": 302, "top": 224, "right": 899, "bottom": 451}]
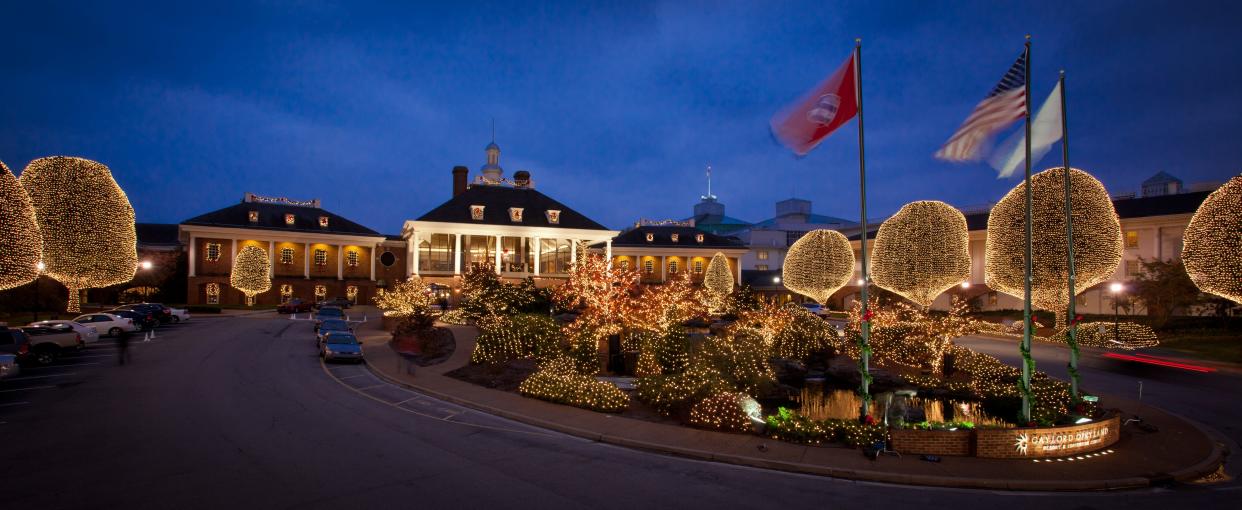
[{"left": 360, "top": 353, "right": 1221, "bottom": 492}]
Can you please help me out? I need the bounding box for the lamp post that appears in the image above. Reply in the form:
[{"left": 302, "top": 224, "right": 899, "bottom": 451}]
[
  {"left": 1109, "top": 282, "right": 1123, "bottom": 344},
  {"left": 34, "top": 261, "right": 45, "bottom": 322}
]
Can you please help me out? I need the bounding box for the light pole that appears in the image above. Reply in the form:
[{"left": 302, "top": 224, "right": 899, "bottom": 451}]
[
  {"left": 1109, "top": 282, "right": 1123, "bottom": 344},
  {"left": 34, "top": 261, "right": 45, "bottom": 322}
]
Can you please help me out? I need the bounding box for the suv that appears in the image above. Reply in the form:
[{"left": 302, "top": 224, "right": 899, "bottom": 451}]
[
  {"left": 116, "top": 303, "right": 173, "bottom": 324},
  {"left": 315, "top": 297, "right": 352, "bottom": 309},
  {"left": 278, "top": 298, "right": 314, "bottom": 314},
  {"left": 0, "top": 325, "right": 33, "bottom": 363},
  {"left": 20, "top": 325, "right": 83, "bottom": 365}
]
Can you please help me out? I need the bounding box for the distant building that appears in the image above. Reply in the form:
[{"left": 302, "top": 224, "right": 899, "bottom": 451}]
[
  {"left": 689, "top": 196, "right": 752, "bottom": 235},
  {"left": 604, "top": 220, "right": 745, "bottom": 285},
  {"left": 1141, "top": 171, "right": 1183, "bottom": 197},
  {"left": 737, "top": 198, "right": 856, "bottom": 272}
]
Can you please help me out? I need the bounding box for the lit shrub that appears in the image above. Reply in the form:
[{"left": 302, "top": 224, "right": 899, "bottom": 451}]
[
  {"left": 772, "top": 307, "right": 835, "bottom": 359},
  {"left": 635, "top": 363, "right": 725, "bottom": 414},
  {"left": 438, "top": 309, "right": 470, "bottom": 325},
  {"left": 688, "top": 392, "right": 756, "bottom": 433},
  {"left": 518, "top": 357, "right": 629, "bottom": 413},
  {"left": 471, "top": 313, "right": 561, "bottom": 364},
  {"left": 765, "top": 407, "right": 888, "bottom": 447}
]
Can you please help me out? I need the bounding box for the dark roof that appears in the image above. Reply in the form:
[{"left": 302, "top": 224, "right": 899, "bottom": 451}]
[
  {"left": 135, "top": 223, "right": 181, "bottom": 246},
  {"left": 384, "top": 234, "right": 405, "bottom": 242},
  {"left": 182, "top": 202, "right": 382, "bottom": 236},
  {"left": 609, "top": 225, "right": 744, "bottom": 248},
  {"left": 416, "top": 185, "right": 609, "bottom": 230},
  {"left": 751, "top": 213, "right": 857, "bottom": 229},
  {"left": 690, "top": 214, "right": 752, "bottom": 235},
  {"left": 1142, "top": 171, "right": 1182, "bottom": 186}
]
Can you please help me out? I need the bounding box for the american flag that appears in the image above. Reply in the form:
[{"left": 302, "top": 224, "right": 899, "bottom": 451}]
[{"left": 935, "top": 52, "right": 1028, "bottom": 161}]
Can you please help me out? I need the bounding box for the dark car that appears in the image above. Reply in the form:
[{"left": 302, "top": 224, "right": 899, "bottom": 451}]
[
  {"left": 319, "top": 332, "right": 363, "bottom": 363},
  {"left": 315, "top": 319, "right": 352, "bottom": 346},
  {"left": 108, "top": 309, "right": 157, "bottom": 331},
  {"left": 278, "top": 298, "right": 314, "bottom": 314},
  {"left": 0, "top": 326, "right": 32, "bottom": 362},
  {"left": 312, "top": 307, "right": 345, "bottom": 331},
  {"left": 315, "top": 297, "right": 352, "bottom": 309},
  {"left": 115, "top": 303, "right": 171, "bottom": 324}
]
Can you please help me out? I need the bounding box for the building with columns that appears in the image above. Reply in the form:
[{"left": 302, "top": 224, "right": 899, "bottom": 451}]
[
  {"left": 402, "top": 141, "right": 618, "bottom": 290},
  {"left": 603, "top": 220, "right": 745, "bottom": 285},
  {"left": 180, "top": 193, "right": 403, "bottom": 306}
]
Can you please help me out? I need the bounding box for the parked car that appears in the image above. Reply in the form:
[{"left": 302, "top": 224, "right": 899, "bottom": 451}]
[
  {"left": 28, "top": 320, "right": 99, "bottom": 344},
  {"left": 0, "top": 325, "right": 32, "bottom": 368},
  {"left": 315, "top": 297, "right": 352, "bottom": 309},
  {"left": 313, "top": 306, "right": 345, "bottom": 331},
  {"left": 319, "top": 332, "right": 363, "bottom": 363},
  {"left": 801, "top": 303, "right": 828, "bottom": 316},
  {"left": 169, "top": 308, "right": 191, "bottom": 323},
  {"left": 73, "top": 313, "right": 138, "bottom": 337},
  {"left": 278, "top": 298, "right": 314, "bottom": 314},
  {"left": 315, "top": 319, "right": 352, "bottom": 346},
  {"left": 20, "top": 325, "right": 83, "bottom": 365},
  {"left": 115, "top": 303, "right": 172, "bottom": 324},
  {"left": 107, "top": 309, "right": 157, "bottom": 331}
]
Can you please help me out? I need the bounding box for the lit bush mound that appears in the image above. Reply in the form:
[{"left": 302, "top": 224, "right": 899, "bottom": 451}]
[
  {"left": 471, "top": 313, "right": 561, "bottom": 364},
  {"left": 765, "top": 407, "right": 887, "bottom": 447},
  {"left": 518, "top": 358, "right": 629, "bottom": 413},
  {"left": 1074, "top": 321, "right": 1160, "bottom": 350},
  {"left": 688, "top": 392, "right": 755, "bottom": 433}
]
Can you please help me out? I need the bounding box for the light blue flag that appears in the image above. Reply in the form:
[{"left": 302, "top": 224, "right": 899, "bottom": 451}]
[{"left": 990, "top": 82, "right": 1063, "bottom": 178}]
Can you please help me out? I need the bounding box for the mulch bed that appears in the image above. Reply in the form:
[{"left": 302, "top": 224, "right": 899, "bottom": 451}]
[{"left": 388, "top": 326, "right": 456, "bottom": 367}]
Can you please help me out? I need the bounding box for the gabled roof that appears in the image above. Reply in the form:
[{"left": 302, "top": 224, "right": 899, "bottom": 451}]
[
  {"left": 181, "top": 202, "right": 382, "bottom": 237},
  {"left": 751, "top": 213, "right": 857, "bottom": 229},
  {"left": 416, "top": 185, "right": 610, "bottom": 230},
  {"left": 1142, "top": 171, "right": 1182, "bottom": 186},
  {"left": 609, "top": 225, "right": 744, "bottom": 248}
]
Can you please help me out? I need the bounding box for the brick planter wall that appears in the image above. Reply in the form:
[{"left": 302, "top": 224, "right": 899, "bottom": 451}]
[
  {"left": 890, "top": 428, "right": 974, "bottom": 456},
  {"left": 975, "top": 414, "right": 1119, "bottom": 459}
]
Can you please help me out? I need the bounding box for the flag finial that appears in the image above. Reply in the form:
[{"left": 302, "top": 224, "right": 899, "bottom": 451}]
[{"left": 1025, "top": 34, "right": 1031, "bottom": 41}]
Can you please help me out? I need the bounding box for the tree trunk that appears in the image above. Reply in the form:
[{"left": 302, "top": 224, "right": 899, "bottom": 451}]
[
  {"left": 66, "top": 285, "right": 81, "bottom": 313},
  {"left": 1054, "top": 310, "right": 1066, "bottom": 331}
]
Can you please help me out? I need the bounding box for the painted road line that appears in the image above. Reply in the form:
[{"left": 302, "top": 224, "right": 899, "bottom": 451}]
[
  {"left": 0, "top": 401, "right": 31, "bottom": 407},
  {"left": 0, "top": 385, "right": 55, "bottom": 393},
  {"left": 6, "top": 372, "right": 77, "bottom": 381}
]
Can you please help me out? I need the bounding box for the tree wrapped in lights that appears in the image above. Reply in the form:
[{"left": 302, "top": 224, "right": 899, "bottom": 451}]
[
  {"left": 703, "top": 252, "right": 734, "bottom": 313},
  {"left": 871, "top": 201, "right": 972, "bottom": 307},
  {"left": 374, "top": 276, "right": 434, "bottom": 317},
  {"left": 985, "top": 167, "right": 1122, "bottom": 327},
  {"left": 19, "top": 157, "right": 137, "bottom": 312},
  {"left": 781, "top": 229, "right": 854, "bottom": 305},
  {"left": 0, "top": 160, "right": 41, "bottom": 290},
  {"left": 1182, "top": 175, "right": 1242, "bottom": 304},
  {"left": 229, "top": 245, "right": 271, "bottom": 305}
]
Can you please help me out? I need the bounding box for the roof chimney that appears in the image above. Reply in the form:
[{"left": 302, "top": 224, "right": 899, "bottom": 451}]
[
  {"left": 452, "top": 166, "right": 469, "bottom": 197},
  {"left": 513, "top": 170, "right": 530, "bottom": 188}
]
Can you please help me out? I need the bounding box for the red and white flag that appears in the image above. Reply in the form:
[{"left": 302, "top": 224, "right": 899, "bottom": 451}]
[{"left": 770, "top": 53, "right": 859, "bottom": 156}]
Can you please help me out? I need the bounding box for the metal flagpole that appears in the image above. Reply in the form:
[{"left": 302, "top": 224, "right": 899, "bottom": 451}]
[
  {"left": 1020, "top": 36, "right": 1036, "bottom": 424},
  {"left": 854, "top": 38, "right": 872, "bottom": 421},
  {"left": 1060, "top": 70, "right": 1081, "bottom": 402}
]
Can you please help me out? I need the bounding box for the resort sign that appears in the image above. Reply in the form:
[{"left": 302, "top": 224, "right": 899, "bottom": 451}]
[
  {"left": 1014, "top": 425, "right": 1110, "bottom": 456},
  {"left": 976, "top": 415, "right": 1120, "bottom": 459}
]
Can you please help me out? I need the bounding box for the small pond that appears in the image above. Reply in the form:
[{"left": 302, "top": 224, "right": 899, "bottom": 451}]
[{"left": 791, "top": 381, "right": 1014, "bottom": 428}]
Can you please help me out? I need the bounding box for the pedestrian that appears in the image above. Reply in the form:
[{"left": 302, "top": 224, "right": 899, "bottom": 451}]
[{"left": 117, "top": 329, "right": 131, "bottom": 366}]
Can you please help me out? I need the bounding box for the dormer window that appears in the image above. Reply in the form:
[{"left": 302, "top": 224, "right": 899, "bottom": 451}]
[
  {"left": 545, "top": 210, "right": 561, "bottom": 224},
  {"left": 284, "top": 214, "right": 296, "bottom": 225},
  {"left": 695, "top": 233, "right": 705, "bottom": 243},
  {"left": 509, "top": 207, "right": 524, "bottom": 223},
  {"left": 248, "top": 211, "right": 259, "bottom": 223},
  {"left": 645, "top": 233, "right": 654, "bottom": 243},
  {"left": 470, "top": 205, "right": 485, "bottom": 221},
  {"left": 319, "top": 216, "right": 329, "bottom": 228},
  {"left": 671, "top": 233, "right": 680, "bottom": 243}
]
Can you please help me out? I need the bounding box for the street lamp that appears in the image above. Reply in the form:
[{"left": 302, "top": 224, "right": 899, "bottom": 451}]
[
  {"left": 960, "top": 281, "right": 971, "bottom": 289},
  {"left": 1109, "top": 282, "right": 1124, "bottom": 344},
  {"left": 140, "top": 260, "right": 153, "bottom": 270}
]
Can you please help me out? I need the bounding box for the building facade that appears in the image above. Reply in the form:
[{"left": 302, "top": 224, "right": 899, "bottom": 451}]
[{"left": 605, "top": 220, "right": 745, "bottom": 285}]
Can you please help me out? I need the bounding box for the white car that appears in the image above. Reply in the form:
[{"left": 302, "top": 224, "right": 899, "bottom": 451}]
[
  {"left": 28, "top": 320, "right": 100, "bottom": 344},
  {"left": 170, "top": 308, "right": 191, "bottom": 323},
  {"left": 72, "top": 313, "right": 137, "bottom": 337}
]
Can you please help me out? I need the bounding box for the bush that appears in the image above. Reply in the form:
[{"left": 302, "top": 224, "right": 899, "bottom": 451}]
[
  {"left": 772, "top": 307, "right": 835, "bottom": 359},
  {"left": 697, "top": 332, "right": 775, "bottom": 395},
  {"left": 688, "top": 392, "right": 756, "bottom": 433},
  {"left": 635, "top": 363, "right": 725, "bottom": 414},
  {"left": 764, "top": 407, "right": 888, "bottom": 447},
  {"left": 471, "top": 313, "right": 561, "bottom": 364},
  {"left": 518, "top": 357, "right": 629, "bottom": 413},
  {"left": 439, "top": 309, "right": 469, "bottom": 325},
  {"left": 652, "top": 326, "right": 691, "bottom": 374}
]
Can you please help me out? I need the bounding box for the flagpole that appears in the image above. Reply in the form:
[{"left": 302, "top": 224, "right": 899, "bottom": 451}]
[
  {"left": 1059, "top": 70, "right": 1081, "bottom": 402},
  {"left": 854, "top": 38, "right": 872, "bottom": 421},
  {"left": 1020, "top": 35, "right": 1036, "bottom": 424}
]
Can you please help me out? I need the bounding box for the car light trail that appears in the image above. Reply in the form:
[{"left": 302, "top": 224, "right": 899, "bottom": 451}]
[{"left": 1100, "top": 352, "right": 1216, "bottom": 373}]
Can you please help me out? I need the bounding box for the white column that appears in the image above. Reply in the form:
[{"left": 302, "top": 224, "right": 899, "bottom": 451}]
[
  {"left": 533, "top": 236, "right": 541, "bottom": 276},
  {"left": 188, "top": 234, "right": 197, "bottom": 277},
  {"left": 454, "top": 234, "right": 462, "bottom": 275},
  {"left": 337, "top": 244, "right": 343, "bottom": 280},
  {"left": 605, "top": 240, "right": 612, "bottom": 269},
  {"left": 303, "top": 243, "right": 310, "bottom": 279},
  {"left": 231, "top": 238, "right": 237, "bottom": 259},
  {"left": 660, "top": 256, "right": 666, "bottom": 282},
  {"left": 268, "top": 240, "right": 275, "bottom": 278},
  {"left": 369, "top": 245, "right": 376, "bottom": 281},
  {"left": 570, "top": 238, "right": 578, "bottom": 266},
  {"left": 494, "top": 235, "right": 502, "bottom": 274},
  {"left": 412, "top": 231, "right": 421, "bottom": 276},
  {"left": 735, "top": 257, "right": 742, "bottom": 287}
]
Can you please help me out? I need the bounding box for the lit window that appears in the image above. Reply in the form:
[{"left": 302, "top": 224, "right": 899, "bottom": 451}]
[
  {"left": 206, "top": 243, "right": 221, "bottom": 262},
  {"left": 347, "top": 250, "right": 359, "bottom": 267},
  {"left": 314, "top": 285, "right": 327, "bottom": 300},
  {"left": 695, "top": 233, "right": 704, "bottom": 243},
  {"left": 645, "top": 233, "right": 654, "bottom": 242},
  {"left": 694, "top": 260, "right": 704, "bottom": 274},
  {"left": 545, "top": 210, "right": 561, "bottom": 224},
  {"left": 470, "top": 205, "right": 485, "bottom": 221},
  {"left": 285, "top": 213, "right": 296, "bottom": 225},
  {"left": 757, "top": 250, "right": 769, "bottom": 260},
  {"left": 644, "top": 259, "right": 654, "bottom": 274},
  {"left": 671, "top": 233, "right": 680, "bottom": 243},
  {"left": 319, "top": 216, "right": 329, "bottom": 228},
  {"left": 314, "top": 249, "right": 327, "bottom": 266},
  {"left": 280, "top": 248, "right": 294, "bottom": 264},
  {"left": 756, "top": 264, "right": 769, "bottom": 271},
  {"left": 509, "top": 207, "right": 524, "bottom": 222},
  {"left": 619, "top": 259, "right": 630, "bottom": 271},
  {"left": 1125, "top": 231, "right": 1139, "bottom": 249},
  {"left": 248, "top": 211, "right": 259, "bottom": 223},
  {"left": 206, "top": 283, "right": 220, "bottom": 304},
  {"left": 669, "top": 260, "right": 679, "bottom": 274}
]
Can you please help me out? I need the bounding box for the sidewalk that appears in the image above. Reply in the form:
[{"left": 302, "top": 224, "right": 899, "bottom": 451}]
[{"left": 359, "top": 323, "right": 1225, "bottom": 491}]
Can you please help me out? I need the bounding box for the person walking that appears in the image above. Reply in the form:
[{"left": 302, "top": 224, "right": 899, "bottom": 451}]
[{"left": 117, "top": 330, "right": 131, "bottom": 366}]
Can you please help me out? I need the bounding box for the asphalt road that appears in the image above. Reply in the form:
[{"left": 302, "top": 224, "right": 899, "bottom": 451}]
[{"left": 1, "top": 315, "right": 1237, "bottom": 509}]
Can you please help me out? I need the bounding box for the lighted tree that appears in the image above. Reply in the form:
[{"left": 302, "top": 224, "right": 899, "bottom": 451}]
[
  {"left": 19, "top": 157, "right": 137, "bottom": 312},
  {"left": 0, "top": 161, "right": 41, "bottom": 290},
  {"left": 871, "top": 200, "right": 972, "bottom": 308},
  {"left": 230, "top": 245, "right": 271, "bottom": 305},
  {"left": 553, "top": 242, "right": 642, "bottom": 373},
  {"left": 985, "top": 167, "right": 1122, "bottom": 327},
  {"left": 374, "top": 276, "right": 434, "bottom": 317},
  {"left": 1182, "top": 175, "right": 1242, "bottom": 304},
  {"left": 631, "top": 271, "right": 704, "bottom": 334},
  {"left": 782, "top": 229, "right": 854, "bottom": 305},
  {"left": 703, "top": 252, "right": 734, "bottom": 313}
]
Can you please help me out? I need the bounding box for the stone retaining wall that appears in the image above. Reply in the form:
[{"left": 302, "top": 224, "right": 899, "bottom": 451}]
[
  {"left": 890, "top": 428, "right": 973, "bottom": 456},
  {"left": 890, "top": 414, "right": 1120, "bottom": 458}
]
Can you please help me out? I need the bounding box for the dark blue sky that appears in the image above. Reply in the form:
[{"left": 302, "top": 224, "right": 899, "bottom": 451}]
[{"left": 2, "top": 1, "right": 1239, "bottom": 234}]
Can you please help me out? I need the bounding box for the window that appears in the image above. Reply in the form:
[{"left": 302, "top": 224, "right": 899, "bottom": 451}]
[
  {"left": 509, "top": 207, "right": 524, "bottom": 222},
  {"left": 694, "top": 260, "right": 704, "bottom": 274},
  {"left": 280, "top": 248, "right": 294, "bottom": 265},
  {"left": 545, "top": 210, "right": 561, "bottom": 224},
  {"left": 319, "top": 216, "right": 329, "bottom": 228},
  {"left": 645, "top": 233, "right": 654, "bottom": 242},
  {"left": 420, "top": 234, "right": 457, "bottom": 272},
  {"left": 314, "top": 285, "right": 327, "bottom": 300},
  {"left": 756, "top": 264, "right": 769, "bottom": 271},
  {"left": 285, "top": 214, "right": 296, "bottom": 225},
  {"left": 248, "top": 211, "right": 259, "bottom": 223},
  {"left": 671, "top": 233, "right": 679, "bottom": 243},
  {"left": 314, "top": 249, "right": 327, "bottom": 266},
  {"left": 206, "top": 243, "right": 221, "bottom": 262},
  {"left": 470, "top": 205, "right": 485, "bottom": 221},
  {"left": 206, "top": 283, "right": 220, "bottom": 304},
  {"left": 757, "top": 250, "right": 769, "bottom": 260},
  {"left": 669, "top": 260, "right": 679, "bottom": 274},
  {"left": 619, "top": 259, "right": 630, "bottom": 271},
  {"left": 695, "top": 233, "right": 704, "bottom": 243},
  {"left": 644, "top": 259, "right": 654, "bottom": 274},
  {"left": 379, "top": 251, "right": 397, "bottom": 267},
  {"left": 347, "top": 250, "right": 359, "bottom": 267},
  {"left": 1125, "top": 231, "right": 1139, "bottom": 249},
  {"left": 987, "top": 291, "right": 998, "bottom": 306},
  {"left": 1125, "top": 260, "right": 1141, "bottom": 276}
]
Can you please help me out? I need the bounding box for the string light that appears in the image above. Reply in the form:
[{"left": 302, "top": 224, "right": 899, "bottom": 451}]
[
  {"left": 230, "top": 245, "right": 271, "bottom": 304},
  {"left": 19, "top": 157, "right": 137, "bottom": 312},
  {"left": 871, "top": 200, "right": 972, "bottom": 307},
  {"left": 1182, "top": 175, "right": 1242, "bottom": 303},
  {"left": 0, "top": 160, "right": 41, "bottom": 290},
  {"left": 781, "top": 229, "right": 854, "bottom": 305},
  {"left": 373, "top": 276, "right": 434, "bottom": 317},
  {"left": 471, "top": 312, "right": 562, "bottom": 364},
  {"left": 518, "top": 357, "right": 629, "bottom": 412},
  {"left": 985, "top": 167, "right": 1122, "bottom": 327},
  {"left": 703, "top": 252, "right": 734, "bottom": 313},
  {"left": 688, "top": 392, "right": 756, "bottom": 433}
]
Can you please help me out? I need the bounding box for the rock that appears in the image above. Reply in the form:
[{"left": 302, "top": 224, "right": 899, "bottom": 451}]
[{"left": 770, "top": 358, "right": 809, "bottom": 385}]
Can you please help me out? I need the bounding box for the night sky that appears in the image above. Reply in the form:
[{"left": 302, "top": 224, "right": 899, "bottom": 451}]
[{"left": 2, "top": 1, "right": 1239, "bottom": 234}]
